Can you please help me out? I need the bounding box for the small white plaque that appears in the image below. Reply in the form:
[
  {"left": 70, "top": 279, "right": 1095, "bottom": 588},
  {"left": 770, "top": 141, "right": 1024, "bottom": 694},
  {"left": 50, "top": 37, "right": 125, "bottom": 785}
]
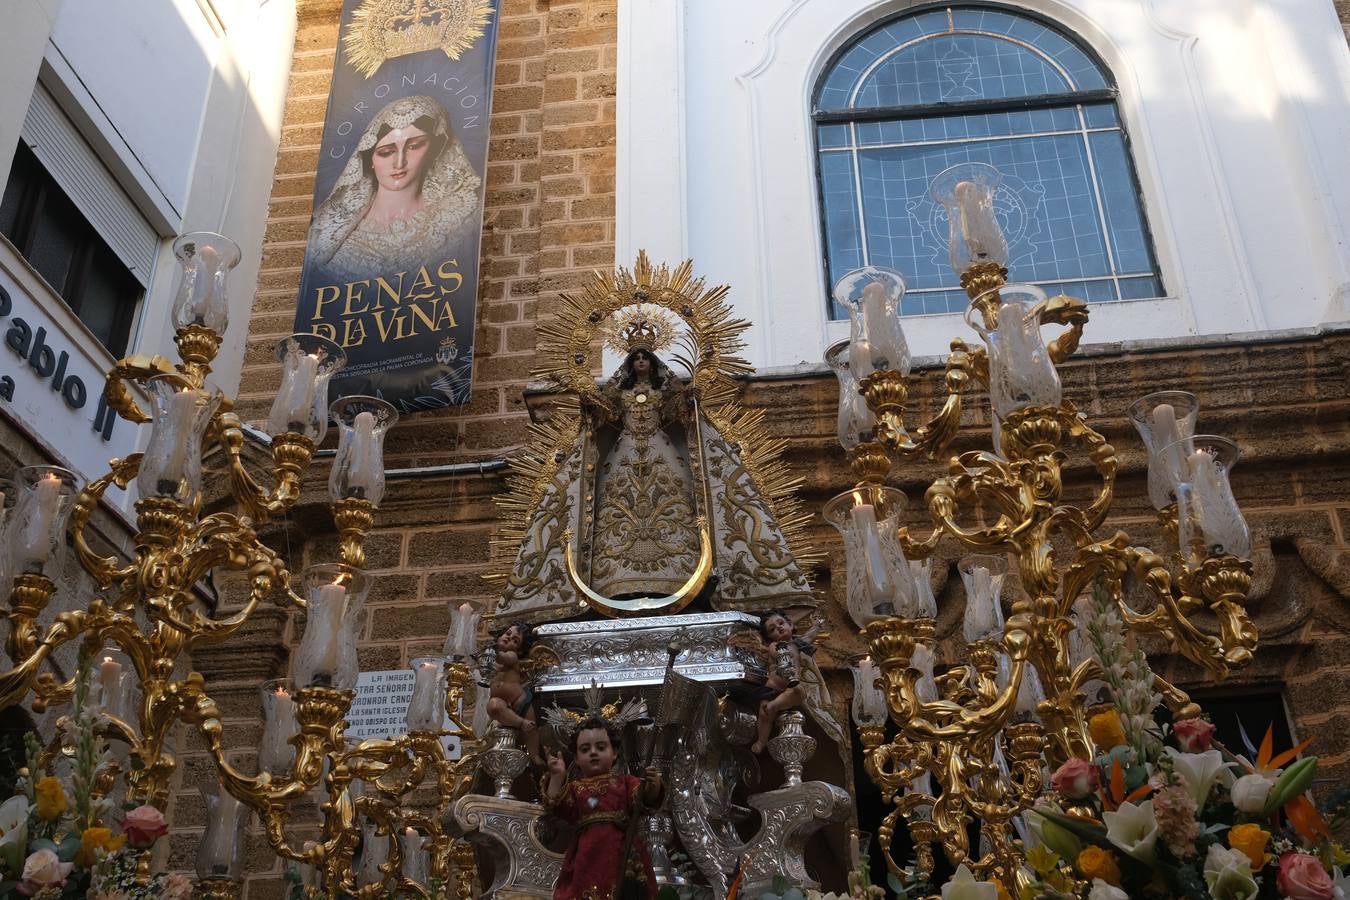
[{"left": 345, "top": 669, "right": 460, "bottom": 758}]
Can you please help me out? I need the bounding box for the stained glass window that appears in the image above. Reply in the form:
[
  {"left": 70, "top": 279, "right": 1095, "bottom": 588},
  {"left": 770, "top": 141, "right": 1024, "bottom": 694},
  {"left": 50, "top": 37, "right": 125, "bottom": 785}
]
[{"left": 816, "top": 6, "right": 1162, "bottom": 319}]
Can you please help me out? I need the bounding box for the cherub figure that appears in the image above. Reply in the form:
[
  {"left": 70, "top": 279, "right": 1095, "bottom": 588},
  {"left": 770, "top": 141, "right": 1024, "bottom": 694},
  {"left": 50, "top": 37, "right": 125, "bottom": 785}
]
[
  {"left": 749, "top": 609, "right": 845, "bottom": 754},
  {"left": 484, "top": 622, "right": 545, "bottom": 761}
]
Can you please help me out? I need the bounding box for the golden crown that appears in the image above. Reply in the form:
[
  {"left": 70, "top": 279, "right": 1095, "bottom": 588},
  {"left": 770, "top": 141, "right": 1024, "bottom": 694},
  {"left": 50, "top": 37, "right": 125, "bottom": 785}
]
[
  {"left": 344, "top": 0, "right": 493, "bottom": 78},
  {"left": 602, "top": 304, "right": 679, "bottom": 356}
]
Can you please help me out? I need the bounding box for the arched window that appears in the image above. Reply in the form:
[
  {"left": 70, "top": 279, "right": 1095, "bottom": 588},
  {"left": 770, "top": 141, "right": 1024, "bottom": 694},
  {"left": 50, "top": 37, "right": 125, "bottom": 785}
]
[{"left": 815, "top": 5, "right": 1162, "bottom": 319}]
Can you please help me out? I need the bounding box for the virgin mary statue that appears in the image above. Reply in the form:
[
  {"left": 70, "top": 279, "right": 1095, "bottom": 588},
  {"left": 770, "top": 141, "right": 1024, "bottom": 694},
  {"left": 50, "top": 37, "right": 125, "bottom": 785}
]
[{"left": 491, "top": 257, "right": 821, "bottom": 622}]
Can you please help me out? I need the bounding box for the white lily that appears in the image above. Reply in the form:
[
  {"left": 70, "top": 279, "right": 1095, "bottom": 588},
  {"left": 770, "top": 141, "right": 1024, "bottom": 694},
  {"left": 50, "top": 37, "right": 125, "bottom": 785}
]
[
  {"left": 1202, "top": 844, "right": 1258, "bottom": 900},
  {"left": 940, "top": 864, "right": 998, "bottom": 900},
  {"left": 0, "top": 795, "right": 27, "bottom": 877},
  {"left": 1165, "top": 747, "right": 1228, "bottom": 808},
  {"left": 1333, "top": 865, "right": 1349, "bottom": 899},
  {"left": 1103, "top": 799, "right": 1158, "bottom": 863},
  {"left": 1088, "top": 880, "right": 1128, "bottom": 900}
]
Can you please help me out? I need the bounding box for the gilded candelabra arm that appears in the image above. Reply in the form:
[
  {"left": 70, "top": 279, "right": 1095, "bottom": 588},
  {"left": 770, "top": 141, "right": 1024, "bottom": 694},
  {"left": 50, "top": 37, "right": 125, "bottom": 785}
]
[
  {"left": 859, "top": 339, "right": 984, "bottom": 460},
  {"left": 861, "top": 727, "right": 926, "bottom": 795},
  {"left": 1112, "top": 546, "right": 1250, "bottom": 678},
  {"left": 922, "top": 470, "right": 1024, "bottom": 553},
  {"left": 214, "top": 413, "right": 314, "bottom": 522},
  {"left": 1039, "top": 294, "right": 1089, "bottom": 364},
  {"left": 332, "top": 497, "right": 375, "bottom": 569},
  {"left": 898, "top": 626, "right": 1034, "bottom": 744},
  {"left": 70, "top": 456, "right": 142, "bottom": 588},
  {"left": 102, "top": 353, "right": 177, "bottom": 424},
  {"left": 1061, "top": 407, "right": 1118, "bottom": 532}
]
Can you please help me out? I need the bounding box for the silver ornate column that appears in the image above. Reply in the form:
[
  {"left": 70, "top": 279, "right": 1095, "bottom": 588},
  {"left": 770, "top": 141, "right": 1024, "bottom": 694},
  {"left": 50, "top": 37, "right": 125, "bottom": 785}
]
[
  {"left": 452, "top": 794, "right": 562, "bottom": 898},
  {"left": 479, "top": 726, "right": 530, "bottom": 800},
  {"left": 767, "top": 710, "right": 816, "bottom": 787}
]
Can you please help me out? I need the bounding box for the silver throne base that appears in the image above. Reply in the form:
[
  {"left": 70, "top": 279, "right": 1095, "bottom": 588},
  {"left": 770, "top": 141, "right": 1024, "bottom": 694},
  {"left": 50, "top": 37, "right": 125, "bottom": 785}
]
[{"left": 452, "top": 794, "right": 562, "bottom": 898}]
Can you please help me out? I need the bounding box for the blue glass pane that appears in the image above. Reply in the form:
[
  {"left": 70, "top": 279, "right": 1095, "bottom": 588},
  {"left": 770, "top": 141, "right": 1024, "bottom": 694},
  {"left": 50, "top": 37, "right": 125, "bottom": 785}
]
[
  {"left": 1083, "top": 102, "right": 1119, "bottom": 127},
  {"left": 1118, "top": 275, "right": 1163, "bottom": 300},
  {"left": 854, "top": 133, "right": 1112, "bottom": 292},
  {"left": 1050, "top": 279, "right": 1119, "bottom": 302},
  {"left": 950, "top": 8, "right": 1107, "bottom": 90},
  {"left": 820, "top": 150, "right": 863, "bottom": 318},
  {"left": 855, "top": 34, "right": 1070, "bottom": 107},
  {"left": 818, "top": 124, "right": 849, "bottom": 149},
  {"left": 856, "top": 105, "right": 1080, "bottom": 146},
  {"left": 1088, "top": 131, "right": 1157, "bottom": 275}
]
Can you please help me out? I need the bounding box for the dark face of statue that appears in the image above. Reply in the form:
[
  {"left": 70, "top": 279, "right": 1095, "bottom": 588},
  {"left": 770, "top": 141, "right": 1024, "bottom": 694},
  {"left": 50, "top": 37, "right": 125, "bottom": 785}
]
[
  {"left": 630, "top": 353, "right": 652, "bottom": 378},
  {"left": 574, "top": 726, "right": 617, "bottom": 776},
  {"left": 496, "top": 624, "right": 524, "bottom": 653},
  {"left": 764, "top": 614, "right": 793, "bottom": 643}
]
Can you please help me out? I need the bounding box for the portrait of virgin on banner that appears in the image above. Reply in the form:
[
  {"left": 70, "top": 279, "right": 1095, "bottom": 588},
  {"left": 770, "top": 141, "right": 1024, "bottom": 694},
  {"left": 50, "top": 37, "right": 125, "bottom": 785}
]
[{"left": 295, "top": 0, "right": 499, "bottom": 414}]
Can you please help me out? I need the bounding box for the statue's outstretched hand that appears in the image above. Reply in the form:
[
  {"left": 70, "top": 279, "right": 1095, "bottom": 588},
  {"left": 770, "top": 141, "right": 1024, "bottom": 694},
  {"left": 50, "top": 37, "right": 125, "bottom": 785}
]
[{"left": 547, "top": 750, "right": 567, "bottom": 778}]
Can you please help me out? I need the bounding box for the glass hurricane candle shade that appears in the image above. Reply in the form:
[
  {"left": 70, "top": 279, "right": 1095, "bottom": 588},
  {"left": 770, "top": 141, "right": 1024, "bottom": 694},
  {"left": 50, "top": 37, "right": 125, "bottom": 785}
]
[
  {"left": 406, "top": 657, "right": 447, "bottom": 732},
  {"left": 1165, "top": 435, "right": 1250, "bottom": 563},
  {"left": 294, "top": 564, "right": 371, "bottom": 689},
  {"left": 850, "top": 657, "right": 888, "bottom": 727},
  {"left": 930, "top": 163, "right": 1009, "bottom": 274},
  {"left": 267, "top": 334, "right": 347, "bottom": 441},
  {"left": 1127, "top": 391, "right": 1200, "bottom": 510},
  {"left": 825, "top": 340, "right": 877, "bottom": 450},
  {"left": 967, "top": 284, "right": 1062, "bottom": 420},
  {"left": 0, "top": 479, "right": 15, "bottom": 598},
  {"left": 833, "top": 267, "right": 912, "bottom": 379},
  {"left": 135, "top": 376, "right": 223, "bottom": 505},
  {"left": 442, "top": 601, "right": 482, "bottom": 660},
  {"left": 823, "top": 486, "right": 921, "bottom": 625},
  {"left": 401, "top": 828, "right": 429, "bottom": 884},
  {"left": 5, "top": 466, "right": 81, "bottom": 578},
  {"left": 258, "top": 678, "right": 299, "bottom": 776},
  {"left": 170, "top": 232, "right": 241, "bottom": 332},
  {"left": 328, "top": 396, "right": 398, "bottom": 505},
  {"left": 197, "top": 779, "right": 251, "bottom": 880},
  {"left": 958, "top": 554, "right": 1008, "bottom": 643}
]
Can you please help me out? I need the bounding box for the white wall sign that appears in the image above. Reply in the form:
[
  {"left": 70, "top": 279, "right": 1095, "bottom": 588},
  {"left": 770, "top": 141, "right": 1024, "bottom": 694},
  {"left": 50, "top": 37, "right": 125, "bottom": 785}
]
[
  {"left": 0, "top": 250, "right": 140, "bottom": 507},
  {"left": 345, "top": 669, "right": 461, "bottom": 757}
]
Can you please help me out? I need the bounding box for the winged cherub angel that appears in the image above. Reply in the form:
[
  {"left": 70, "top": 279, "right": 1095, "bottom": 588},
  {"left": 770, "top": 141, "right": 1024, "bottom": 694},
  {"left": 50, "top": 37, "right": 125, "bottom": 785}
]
[
  {"left": 481, "top": 621, "right": 557, "bottom": 764},
  {"left": 735, "top": 609, "right": 846, "bottom": 754}
]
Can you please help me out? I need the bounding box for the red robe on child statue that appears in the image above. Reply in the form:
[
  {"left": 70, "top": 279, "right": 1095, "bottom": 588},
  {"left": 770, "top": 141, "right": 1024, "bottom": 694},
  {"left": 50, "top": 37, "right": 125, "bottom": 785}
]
[{"left": 545, "top": 772, "right": 660, "bottom": 900}]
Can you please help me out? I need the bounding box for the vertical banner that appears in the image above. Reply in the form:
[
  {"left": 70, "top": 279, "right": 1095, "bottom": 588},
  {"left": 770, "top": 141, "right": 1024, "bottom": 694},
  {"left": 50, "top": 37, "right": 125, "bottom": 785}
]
[{"left": 295, "top": 0, "right": 499, "bottom": 411}]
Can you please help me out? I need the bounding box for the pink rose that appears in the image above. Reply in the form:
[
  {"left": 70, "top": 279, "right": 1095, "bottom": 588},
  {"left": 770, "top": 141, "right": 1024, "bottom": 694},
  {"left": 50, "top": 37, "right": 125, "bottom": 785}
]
[
  {"left": 121, "top": 804, "right": 168, "bottom": 848},
  {"left": 18, "top": 848, "right": 72, "bottom": 895},
  {"left": 1278, "top": 851, "right": 1336, "bottom": 900},
  {"left": 1050, "top": 757, "right": 1099, "bottom": 800},
  {"left": 1172, "top": 718, "right": 1217, "bottom": 752}
]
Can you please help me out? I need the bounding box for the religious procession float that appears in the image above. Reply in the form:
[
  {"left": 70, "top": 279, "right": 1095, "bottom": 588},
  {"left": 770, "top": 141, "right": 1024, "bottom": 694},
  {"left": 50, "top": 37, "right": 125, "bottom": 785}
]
[{"left": 0, "top": 163, "right": 1342, "bottom": 900}]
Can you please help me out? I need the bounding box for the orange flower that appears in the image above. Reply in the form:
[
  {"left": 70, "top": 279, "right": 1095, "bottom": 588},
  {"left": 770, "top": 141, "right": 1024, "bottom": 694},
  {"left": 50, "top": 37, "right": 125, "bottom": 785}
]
[
  {"left": 1228, "top": 823, "right": 1271, "bottom": 868},
  {"left": 1076, "top": 846, "right": 1123, "bottom": 886},
  {"left": 1088, "top": 710, "right": 1127, "bottom": 752},
  {"left": 34, "top": 777, "right": 66, "bottom": 821},
  {"left": 75, "top": 827, "right": 126, "bottom": 866}
]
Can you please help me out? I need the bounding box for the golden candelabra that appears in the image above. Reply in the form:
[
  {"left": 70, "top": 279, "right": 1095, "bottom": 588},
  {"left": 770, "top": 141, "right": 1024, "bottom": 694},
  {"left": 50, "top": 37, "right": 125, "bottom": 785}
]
[
  {"left": 0, "top": 233, "right": 483, "bottom": 898},
  {"left": 831, "top": 165, "right": 1257, "bottom": 886}
]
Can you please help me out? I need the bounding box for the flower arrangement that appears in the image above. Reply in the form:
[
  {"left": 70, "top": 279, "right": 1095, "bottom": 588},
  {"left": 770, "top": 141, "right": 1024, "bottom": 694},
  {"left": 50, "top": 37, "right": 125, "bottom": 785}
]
[
  {"left": 0, "top": 663, "right": 188, "bottom": 900},
  {"left": 921, "top": 580, "right": 1349, "bottom": 899}
]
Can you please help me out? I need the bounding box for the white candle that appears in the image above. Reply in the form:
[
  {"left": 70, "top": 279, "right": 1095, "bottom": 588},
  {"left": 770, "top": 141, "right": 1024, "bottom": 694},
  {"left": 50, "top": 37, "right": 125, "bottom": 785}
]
[
  {"left": 313, "top": 582, "right": 347, "bottom": 679},
  {"left": 860, "top": 282, "right": 888, "bottom": 342},
  {"left": 160, "top": 390, "right": 199, "bottom": 490},
  {"left": 401, "top": 827, "right": 427, "bottom": 883},
  {"left": 1152, "top": 403, "right": 1188, "bottom": 490},
  {"left": 348, "top": 411, "right": 378, "bottom": 498},
  {"left": 270, "top": 352, "right": 320, "bottom": 434},
  {"left": 954, "top": 181, "right": 981, "bottom": 250},
  {"left": 406, "top": 660, "right": 442, "bottom": 732},
  {"left": 453, "top": 602, "right": 478, "bottom": 657},
  {"left": 98, "top": 656, "right": 123, "bottom": 715},
  {"left": 850, "top": 499, "right": 894, "bottom": 614},
  {"left": 911, "top": 644, "right": 939, "bottom": 704},
  {"left": 359, "top": 823, "right": 388, "bottom": 885},
  {"left": 259, "top": 686, "right": 296, "bottom": 774},
  {"left": 188, "top": 245, "right": 219, "bottom": 324},
  {"left": 20, "top": 474, "right": 63, "bottom": 569}
]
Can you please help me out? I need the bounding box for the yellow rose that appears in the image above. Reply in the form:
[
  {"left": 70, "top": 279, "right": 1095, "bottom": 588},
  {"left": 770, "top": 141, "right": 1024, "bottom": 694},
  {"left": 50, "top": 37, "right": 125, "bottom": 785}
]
[
  {"left": 76, "top": 827, "right": 126, "bottom": 867},
  {"left": 1088, "top": 710, "right": 1127, "bottom": 752},
  {"left": 34, "top": 776, "right": 67, "bottom": 821},
  {"left": 1076, "top": 846, "right": 1123, "bottom": 886},
  {"left": 1228, "top": 823, "right": 1271, "bottom": 867},
  {"left": 990, "top": 876, "right": 1014, "bottom": 900}
]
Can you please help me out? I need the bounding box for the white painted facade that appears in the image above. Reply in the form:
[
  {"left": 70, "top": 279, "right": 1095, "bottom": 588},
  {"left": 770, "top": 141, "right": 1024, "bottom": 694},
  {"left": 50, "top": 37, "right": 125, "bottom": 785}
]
[
  {"left": 0, "top": 0, "right": 296, "bottom": 496},
  {"left": 616, "top": 0, "right": 1350, "bottom": 370}
]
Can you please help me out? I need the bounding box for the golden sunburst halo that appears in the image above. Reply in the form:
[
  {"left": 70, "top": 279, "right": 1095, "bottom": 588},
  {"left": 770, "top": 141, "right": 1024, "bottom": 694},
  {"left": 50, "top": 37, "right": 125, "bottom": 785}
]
[{"left": 343, "top": 0, "right": 494, "bottom": 79}]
